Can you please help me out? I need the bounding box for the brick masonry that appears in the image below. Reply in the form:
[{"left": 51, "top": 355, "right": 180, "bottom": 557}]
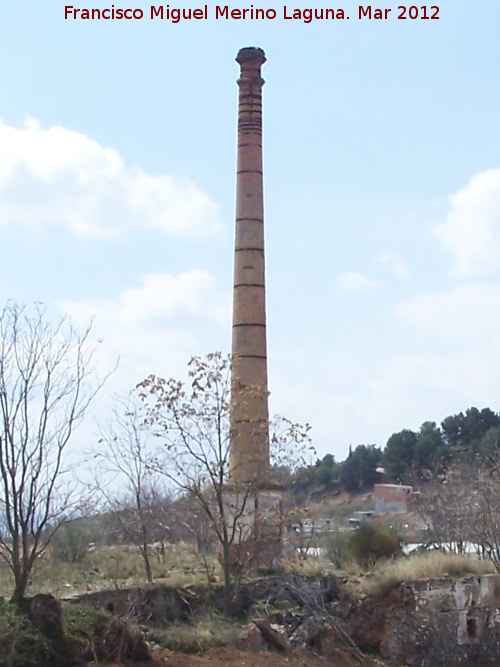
[
  {"left": 229, "top": 47, "right": 271, "bottom": 487},
  {"left": 374, "top": 483, "right": 420, "bottom": 514}
]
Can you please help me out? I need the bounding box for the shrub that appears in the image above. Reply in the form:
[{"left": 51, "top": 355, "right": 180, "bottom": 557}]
[
  {"left": 347, "top": 523, "right": 402, "bottom": 565},
  {"left": 324, "top": 529, "right": 351, "bottom": 569},
  {"left": 51, "top": 519, "right": 100, "bottom": 563}
]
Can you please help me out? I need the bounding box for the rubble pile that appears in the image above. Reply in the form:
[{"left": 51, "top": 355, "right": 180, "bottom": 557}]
[{"left": 239, "top": 574, "right": 367, "bottom": 663}]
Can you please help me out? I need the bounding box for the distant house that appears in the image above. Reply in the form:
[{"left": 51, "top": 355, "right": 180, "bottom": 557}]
[{"left": 374, "top": 484, "right": 420, "bottom": 514}]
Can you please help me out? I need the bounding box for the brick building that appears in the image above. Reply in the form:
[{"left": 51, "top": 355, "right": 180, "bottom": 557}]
[{"left": 374, "top": 484, "right": 420, "bottom": 514}]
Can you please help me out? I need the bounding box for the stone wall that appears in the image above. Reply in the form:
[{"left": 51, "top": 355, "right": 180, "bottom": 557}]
[
  {"left": 379, "top": 575, "right": 500, "bottom": 666},
  {"left": 70, "top": 585, "right": 193, "bottom": 626}
]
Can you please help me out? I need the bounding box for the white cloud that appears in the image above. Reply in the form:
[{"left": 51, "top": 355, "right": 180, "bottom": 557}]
[
  {"left": 59, "top": 269, "right": 230, "bottom": 391},
  {"left": 395, "top": 282, "right": 500, "bottom": 344},
  {"left": 0, "top": 119, "right": 220, "bottom": 238},
  {"left": 336, "top": 272, "right": 377, "bottom": 293},
  {"left": 433, "top": 169, "right": 500, "bottom": 277},
  {"left": 113, "top": 270, "right": 229, "bottom": 328},
  {"left": 377, "top": 251, "right": 410, "bottom": 279}
]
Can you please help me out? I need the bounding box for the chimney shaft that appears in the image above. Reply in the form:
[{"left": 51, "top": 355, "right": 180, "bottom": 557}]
[{"left": 229, "top": 47, "right": 270, "bottom": 486}]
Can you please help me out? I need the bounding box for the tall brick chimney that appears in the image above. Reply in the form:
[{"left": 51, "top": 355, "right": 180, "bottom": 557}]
[{"left": 229, "top": 47, "right": 270, "bottom": 486}]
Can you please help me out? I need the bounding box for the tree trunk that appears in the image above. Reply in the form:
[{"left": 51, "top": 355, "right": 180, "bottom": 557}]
[
  {"left": 222, "top": 542, "right": 233, "bottom": 616},
  {"left": 141, "top": 543, "right": 154, "bottom": 584},
  {"left": 11, "top": 568, "right": 30, "bottom": 604}
]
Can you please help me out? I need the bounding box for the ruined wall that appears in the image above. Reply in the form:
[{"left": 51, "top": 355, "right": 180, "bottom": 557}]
[
  {"left": 380, "top": 575, "right": 500, "bottom": 666},
  {"left": 72, "top": 585, "right": 193, "bottom": 626}
]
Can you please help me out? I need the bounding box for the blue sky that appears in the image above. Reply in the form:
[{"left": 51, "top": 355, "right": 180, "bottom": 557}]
[{"left": 1, "top": 0, "right": 500, "bottom": 461}]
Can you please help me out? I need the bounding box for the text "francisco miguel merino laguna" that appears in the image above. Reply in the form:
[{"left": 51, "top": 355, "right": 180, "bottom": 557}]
[{"left": 64, "top": 5, "right": 440, "bottom": 21}]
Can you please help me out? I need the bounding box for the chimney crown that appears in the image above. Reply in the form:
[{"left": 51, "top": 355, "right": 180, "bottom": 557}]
[{"left": 236, "top": 47, "right": 266, "bottom": 66}]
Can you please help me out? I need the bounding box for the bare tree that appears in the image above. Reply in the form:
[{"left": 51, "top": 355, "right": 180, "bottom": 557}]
[
  {"left": 0, "top": 303, "right": 105, "bottom": 602},
  {"left": 137, "top": 352, "right": 311, "bottom": 614},
  {"left": 419, "top": 460, "right": 500, "bottom": 565},
  {"left": 419, "top": 467, "right": 474, "bottom": 554},
  {"left": 461, "top": 457, "right": 500, "bottom": 566},
  {"left": 95, "top": 393, "right": 173, "bottom": 583}
]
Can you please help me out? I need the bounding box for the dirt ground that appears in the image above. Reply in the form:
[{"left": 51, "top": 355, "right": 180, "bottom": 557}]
[
  {"left": 101, "top": 646, "right": 387, "bottom": 667},
  {"left": 154, "top": 647, "right": 336, "bottom": 666}
]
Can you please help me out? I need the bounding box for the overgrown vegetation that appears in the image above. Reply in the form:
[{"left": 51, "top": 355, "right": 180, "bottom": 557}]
[
  {"left": 0, "top": 601, "right": 52, "bottom": 667},
  {"left": 0, "top": 599, "right": 150, "bottom": 667},
  {"left": 63, "top": 603, "right": 151, "bottom": 663}
]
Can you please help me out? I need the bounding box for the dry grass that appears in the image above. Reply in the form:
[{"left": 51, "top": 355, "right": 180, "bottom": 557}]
[
  {"left": 0, "top": 540, "right": 496, "bottom": 608},
  {"left": 150, "top": 617, "right": 242, "bottom": 653},
  {"left": 280, "top": 549, "right": 341, "bottom": 577},
  {"left": 0, "top": 542, "right": 221, "bottom": 599},
  {"left": 363, "top": 552, "right": 496, "bottom": 597},
  {"left": 283, "top": 558, "right": 336, "bottom": 577}
]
